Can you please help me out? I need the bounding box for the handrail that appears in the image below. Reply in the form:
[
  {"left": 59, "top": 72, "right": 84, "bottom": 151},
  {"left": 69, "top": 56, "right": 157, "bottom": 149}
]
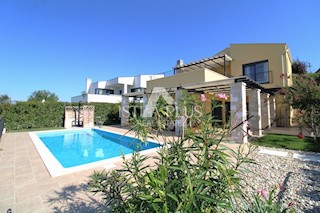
[{"left": 0, "top": 116, "right": 4, "bottom": 139}]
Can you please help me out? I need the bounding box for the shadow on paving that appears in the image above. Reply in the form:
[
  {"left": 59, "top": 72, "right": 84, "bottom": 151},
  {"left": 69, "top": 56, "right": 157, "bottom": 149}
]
[
  {"left": 297, "top": 161, "right": 320, "bottom": 213},
  {"left": 46, "top": 183, "right": 106, "bottom": 213}
]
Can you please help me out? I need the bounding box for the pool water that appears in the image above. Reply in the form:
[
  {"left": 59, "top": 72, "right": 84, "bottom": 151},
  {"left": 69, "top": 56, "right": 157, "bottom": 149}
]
[{"left": 36, "top": 129, "right": 160, "bottom": 168}]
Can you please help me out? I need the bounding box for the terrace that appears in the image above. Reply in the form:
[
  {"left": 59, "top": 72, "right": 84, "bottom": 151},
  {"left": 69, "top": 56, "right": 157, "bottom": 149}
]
[{"left": 0, "top": 125, "right": 319, "bottom": 212}]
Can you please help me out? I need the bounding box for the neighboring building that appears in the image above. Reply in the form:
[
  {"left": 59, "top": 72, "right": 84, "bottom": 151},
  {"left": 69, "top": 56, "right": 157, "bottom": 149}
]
[
  {"left": 71, "top": 74, "right": 164, "bottom": 103},
  {"left": 146, "top": 43, "right": 293, "bottom": 127}
]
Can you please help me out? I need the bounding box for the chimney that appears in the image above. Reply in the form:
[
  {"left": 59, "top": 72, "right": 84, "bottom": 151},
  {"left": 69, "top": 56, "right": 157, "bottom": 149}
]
[
  {"left": 86, "top": 78, "right": 92, "bottom": 93},
  {"left": 176, "top": 59, "right": 183, "bottom": 67}
]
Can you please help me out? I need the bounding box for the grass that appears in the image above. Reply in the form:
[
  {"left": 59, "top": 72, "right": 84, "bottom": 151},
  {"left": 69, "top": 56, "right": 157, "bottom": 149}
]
[
  {"left": 8, "top": 127, "right": 64, "bottom": 132},
  {"left": 252, "top": 134, "right": 320, "bottom": 153}
]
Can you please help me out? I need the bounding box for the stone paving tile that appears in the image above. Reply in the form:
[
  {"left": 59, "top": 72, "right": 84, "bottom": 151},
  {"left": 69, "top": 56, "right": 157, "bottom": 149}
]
[
  {"left": 0, "top": 153, "right": 14, "bottom": 160},
  {"left": 15, "top": 196, "right": 46, "bottom": 213},
  {"left": 15, "top": 159, "right": 31, "bottom": 168},
  {"left": 15, "top": 164, "right": 33, "bottom": 176},
  {"left": 0, "top": 198, "right": 15, "bottom": 213},
  {"left": 15, "top": 173, "right": 37, "bottom": 188},
  {"left": 34, "top": 171, "right": 55, "bottom": 184},
  {"left": 15, "top": 183, "right": 39, "bottom": 203},
  {"left": 0, "top": 160, "right": 14, "bottom": 169},
  {"left": 0, "top": 184, "right": 14, "bottom": 202},
  {"left": 0, "top": 174, "right": 14, "bottom": 187},
  {"left": 54, "top": 174, "right": 79, "bottom": 187}
]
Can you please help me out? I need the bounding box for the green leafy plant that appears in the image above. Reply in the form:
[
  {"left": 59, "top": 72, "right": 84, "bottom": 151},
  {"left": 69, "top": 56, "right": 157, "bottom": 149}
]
[
  {"left": 88, "top": 91, "right": 265, "bottom": 212},
  {"left": 244, "top": 185, "right": 295, "bottom": 213},
  {"left": 282, "top": 72, "right": 320, "bottom": 142}
]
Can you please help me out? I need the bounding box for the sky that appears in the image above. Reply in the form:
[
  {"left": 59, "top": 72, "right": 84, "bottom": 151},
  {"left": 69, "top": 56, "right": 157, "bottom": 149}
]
[{"left": 0, "top": 0, "right": 319, "bottom": 102}]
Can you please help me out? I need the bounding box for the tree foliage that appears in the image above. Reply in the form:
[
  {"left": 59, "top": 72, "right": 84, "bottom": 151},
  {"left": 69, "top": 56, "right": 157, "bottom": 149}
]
[
  {"left": 28, "top": 90, "right": 59, "bottom": 102},
  {"left": 283, "top": 72, "right": 320, "bottom": 142},
  {"left": 291, "top": 59, "right": 310, "bottom": 74},
  {"left": 0, "top": 94, "right": 11, "bottom": 104},
  {"left": 0, "top": 102, "right": 120, "bottom": 131}
]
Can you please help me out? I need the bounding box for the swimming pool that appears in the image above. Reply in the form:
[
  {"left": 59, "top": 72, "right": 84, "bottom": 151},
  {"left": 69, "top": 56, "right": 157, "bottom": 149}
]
[{"left": 29, "top": 128, "right": 161, "bottom": 177}]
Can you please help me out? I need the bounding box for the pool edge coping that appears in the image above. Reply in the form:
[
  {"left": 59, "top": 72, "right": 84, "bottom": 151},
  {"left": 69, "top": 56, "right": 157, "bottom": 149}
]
[{"left": 28, "top": 127, "right": 163, "bottom": 177}]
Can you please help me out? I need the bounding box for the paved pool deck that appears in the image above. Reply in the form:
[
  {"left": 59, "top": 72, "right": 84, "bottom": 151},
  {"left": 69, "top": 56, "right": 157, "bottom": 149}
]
[
  {"left": 0, "top": 126, "right": 175, "bottom": 212},
  {"left": 0, "top": 126, "right": 247, "bottom": 212}
]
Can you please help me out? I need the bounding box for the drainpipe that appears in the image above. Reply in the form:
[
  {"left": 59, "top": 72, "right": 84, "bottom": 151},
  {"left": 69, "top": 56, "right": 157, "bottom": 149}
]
[
  {"left": 281, "top": 53, "right": 285, "bottom": 87},
  {"left": 281, "top": 48, "right": 290, "bottom": 127},
  {"left": 281, "top": 48, "right": 289, "bottom": 87}
]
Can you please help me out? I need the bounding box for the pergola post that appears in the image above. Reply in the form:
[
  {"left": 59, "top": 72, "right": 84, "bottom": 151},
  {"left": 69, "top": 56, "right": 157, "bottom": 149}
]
[
  {"left": 230, "top": 82, "right": 247, "bottom": 144},
  {"left": 261, "top": 93, "right": 271, "bottom": 129},
  {"left": 248, "top": 89, "right": 262, "bottom": 136},
  {"left": 120, "top": 96, "right": 130, "bottom": 127},
  {"left": 142, "top": 94, "right": 148, "bottom": 115},
  {"left": 175, "top": 88, "right": 185, "bottom": 136},
  {"left": 270, "top": 96, "right": 276, "bottom": 127}
]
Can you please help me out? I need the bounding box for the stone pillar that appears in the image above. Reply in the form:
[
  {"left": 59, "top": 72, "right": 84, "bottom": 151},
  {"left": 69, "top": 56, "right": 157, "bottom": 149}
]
[
  {"left": 261, "top": 93, "right": 271, "bottom": 129},
  {"left": 123, "top": 84, "right": 127, "bottom": 94},
  {"left": 121, "top": 96, "right": 130, "bottom": 127},
  {"left": 175, "top": 89, "right": 185, "bottom": 136},
  {"left": 230, "top": 82, "right": 247, "bottom": 144},
  {"left": 248, "top": 89, "right": 262, "bottom": 136},
  {"left": 269, "top": 96, "right": 276, "bottom": 127},
  {"left": 82, "top": 105, "right": 94, "bottom": 128},
  {"left": 142, "top": 94, "right": 148, "bottom": 114}
]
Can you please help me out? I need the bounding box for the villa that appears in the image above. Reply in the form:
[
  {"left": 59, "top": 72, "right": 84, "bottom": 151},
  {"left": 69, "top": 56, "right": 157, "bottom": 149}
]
[
  {"left": 120, "top": 43, "right": 294, "bottom": 143},
  {"left": 71, "top": 74, "right": 164, "bottom": 103}
]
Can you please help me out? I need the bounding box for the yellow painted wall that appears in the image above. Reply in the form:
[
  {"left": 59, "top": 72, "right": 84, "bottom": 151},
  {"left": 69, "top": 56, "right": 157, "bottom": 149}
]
[
  {"left": 147, "top": 69, "right": 229, "bottom": 90},
  {"left": 285, "top": 51, "right": 293, "bottom": 86},
  {"left": 204, "top": 68, "right": 229, "bottom": 82},
  {"left": 208, "top": 64, "right": 232, "bottom": 77},
  {"left": 229, "top": 43, "right": 292, "bottom": 89},
  {"left": 147, "top": 69, "right": 205, "bottom": 89}
]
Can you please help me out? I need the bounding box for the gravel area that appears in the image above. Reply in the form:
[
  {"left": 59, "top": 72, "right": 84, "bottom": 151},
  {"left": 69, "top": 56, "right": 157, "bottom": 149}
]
[{"left": 240, "top": 147, "right": 320, "bottom": 212}]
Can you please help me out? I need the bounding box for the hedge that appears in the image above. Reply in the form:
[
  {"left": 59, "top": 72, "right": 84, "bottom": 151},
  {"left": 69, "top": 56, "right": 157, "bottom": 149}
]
[{"left": 0, "top": 102, "right": 120, "bottom": 131}]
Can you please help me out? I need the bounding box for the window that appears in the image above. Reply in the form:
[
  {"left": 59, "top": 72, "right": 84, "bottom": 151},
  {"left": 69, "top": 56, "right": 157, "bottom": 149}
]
[
  {"left": 95, "top": 89, "right": 114, "bottom": 95},
  {"left": 131, "top": 87, "right": 144, "bottom": 93},
  {"left": 243, "top": 60, "right": 269, "bottom": 83}
]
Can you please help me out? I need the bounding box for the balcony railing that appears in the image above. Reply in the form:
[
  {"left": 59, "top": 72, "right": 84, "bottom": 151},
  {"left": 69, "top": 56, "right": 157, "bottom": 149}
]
[{"left": 244, "top": 70, "right": 273, "bottom": 84}]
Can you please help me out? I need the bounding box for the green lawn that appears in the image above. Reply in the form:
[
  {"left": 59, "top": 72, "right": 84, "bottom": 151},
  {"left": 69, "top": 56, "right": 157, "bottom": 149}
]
[{"left": 252, "top": 134, "right": 320, "bottom": 153}]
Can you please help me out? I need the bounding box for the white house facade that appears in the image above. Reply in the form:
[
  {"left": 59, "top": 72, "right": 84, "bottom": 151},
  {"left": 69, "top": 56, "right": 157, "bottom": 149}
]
[{"left": 71, "top": 74, "right": 164, "bottom": 103}]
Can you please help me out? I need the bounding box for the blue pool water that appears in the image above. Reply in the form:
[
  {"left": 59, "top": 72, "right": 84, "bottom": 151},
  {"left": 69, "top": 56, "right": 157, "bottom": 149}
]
[{"left": 36, "top": 129, "right": 160, "bottom": 168}]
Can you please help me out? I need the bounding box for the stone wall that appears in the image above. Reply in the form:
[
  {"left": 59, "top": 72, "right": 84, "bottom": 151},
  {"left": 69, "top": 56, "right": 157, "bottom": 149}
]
[{"left": 64, "top": 105, "right": 95, "bottom": 128}]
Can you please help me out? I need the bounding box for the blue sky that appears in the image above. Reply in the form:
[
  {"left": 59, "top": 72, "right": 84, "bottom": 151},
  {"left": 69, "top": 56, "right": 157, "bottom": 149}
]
[{"left": 0, "top": 0, "right": 319, "bottom": 102}]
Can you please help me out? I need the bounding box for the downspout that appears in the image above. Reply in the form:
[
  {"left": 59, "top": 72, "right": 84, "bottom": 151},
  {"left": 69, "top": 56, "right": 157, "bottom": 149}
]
[
  {"left": 281, "top": 53, "right": 285, "bottom": 87},
  {"left": 281, "top": 48, "right": 290, "bottom": 127},
  {"left": 281, "top": 48, "right": 289, "bottom": 87}
]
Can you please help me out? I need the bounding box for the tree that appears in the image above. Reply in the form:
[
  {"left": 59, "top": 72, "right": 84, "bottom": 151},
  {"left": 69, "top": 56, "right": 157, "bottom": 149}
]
[
  {"left": 28, "top": 90, "right": 59, "bottom": 102},
  {"left": 0, "top": 94, "right": 11, "bottom": 104},
  {"left": 283, "top": 72, "right": 320, "bottom": 142},
  {"left": 291, "top": 59, "right": 310, "bottom": 74}
]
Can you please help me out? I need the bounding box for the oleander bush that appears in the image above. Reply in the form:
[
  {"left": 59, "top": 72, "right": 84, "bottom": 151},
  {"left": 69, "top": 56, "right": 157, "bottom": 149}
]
[
  {"left": 0, "top": 102, "right": 120, "bottom": 131},
  {"left": 88, "top": 91, "right": 295, "bottom": 212}
]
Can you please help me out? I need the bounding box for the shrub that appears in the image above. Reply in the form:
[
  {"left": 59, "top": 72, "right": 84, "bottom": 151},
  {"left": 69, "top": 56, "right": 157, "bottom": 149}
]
[
  {"left": 0, "top": 102, "right": 120, "bottom": 131},
  {"left": 283, "top": 72, "right": 320, "bottom": 142},
  {"left": 88, "top": 92, "right": 251, "bottom": 212},
  {"left": 88, "top": 91, "right": 296, "bottom": 212}
]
